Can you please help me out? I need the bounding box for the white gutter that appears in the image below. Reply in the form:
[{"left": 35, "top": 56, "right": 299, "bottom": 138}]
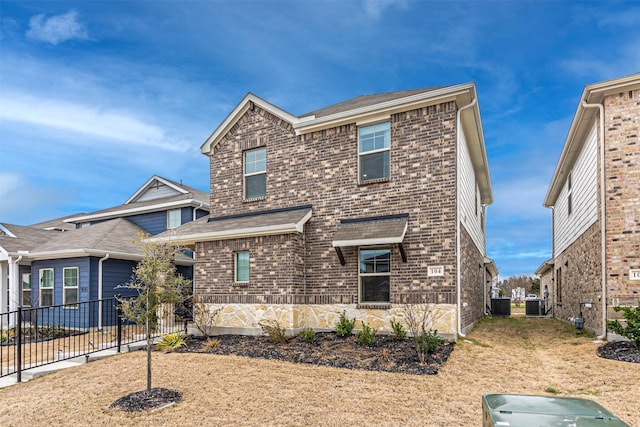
[
  {"left": 64, "top": 199, "right": 209, "bottom": 224},
  {"left": 456, "top": 97, "right": 477, "bottom": 338},
  {"left": 582, "top": 100, "right": 607, "bottom": 340},
  {"left": 98, "top": 254, "right": 110, "bottom": 330},
  {"left": 193, "top": 203, "right": 204, "bottom": 221}
]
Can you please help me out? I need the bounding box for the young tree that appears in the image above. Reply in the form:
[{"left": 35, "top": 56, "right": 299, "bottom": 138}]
[{"left": 118, "top": 232, "right": 191, "bottom": 392}]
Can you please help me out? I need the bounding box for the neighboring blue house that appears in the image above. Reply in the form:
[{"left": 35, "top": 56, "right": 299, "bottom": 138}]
[{"left": 0, "top": 176, "right": 209, "bottom": 328}]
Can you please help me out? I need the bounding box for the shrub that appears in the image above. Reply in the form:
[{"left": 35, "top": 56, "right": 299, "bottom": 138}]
[
  {"left": 193, "top": 301, "right": 220, "bottom": 337},
  {"left": 259, "top": 318, "right": 286, "bottom": 344},
  {"left": 357, "top": 322, "right": 377, "bottom": 346},
  {"left": 203, "top": 338, "right": 220, "bottom": 350},
  {"left": 335, "top": 311, "right": 356, "bottom": 337},
  {"left": 417, "top": 329, "right": 445, "bottom": 355},
  {"left": 390, "top": 319, "right": 407, "bottom": 341},
  {"left": 607, "top": 300, "right": 640, "bottom": 349},
  {"left": 155, "top": 332, "right": 187, "bottom": 351},
  {"left": 299, "top": 327, "right": 316, "bottom": 343}
]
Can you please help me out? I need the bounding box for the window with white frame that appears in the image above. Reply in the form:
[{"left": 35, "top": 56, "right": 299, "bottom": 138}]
[
  {"left": 244, "top": 148, "right": 267, "bottom": 199},
  {"left": 63, "top": 267, "right": 78, "bottom": 307},
  {"left": 358, "top": 122, "right": 390, "bottom": 182},
  {"left": 40, "top": 268, "right": 54, "bottom": 306},
  {"left": 235, "top": 251, "right": 250, "bottom": 283},
  {"left": 167, "top": 208, "right": 181, "bottom": 229},
  {"left": 359, "top": 247, "right": 391, "bottom": 303},
  {"left": 21, "top": 273, "right": 31, "bottom": 307}
]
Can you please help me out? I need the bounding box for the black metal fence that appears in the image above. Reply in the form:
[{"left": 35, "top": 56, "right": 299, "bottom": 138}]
[{"left": 0, "top": 297, "right": 183, "bottom": 382}]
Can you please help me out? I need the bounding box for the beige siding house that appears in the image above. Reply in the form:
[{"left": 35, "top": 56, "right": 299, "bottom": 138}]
[
  {"left": 157, "top": 83, "right": 495, "bottom": 338},
  {"left": 542, "top": 73, "right": 640, "bottom": 336}
]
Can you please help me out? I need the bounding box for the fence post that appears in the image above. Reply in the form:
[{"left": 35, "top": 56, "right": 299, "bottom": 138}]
[
  {"left": 16, "top": 307, "right": 22, "bottom": 383},
  {"left": 115, "top": 296, "right": 122, "bottom": 353}
]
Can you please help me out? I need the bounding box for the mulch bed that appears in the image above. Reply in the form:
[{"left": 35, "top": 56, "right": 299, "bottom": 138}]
[
  {"left": 175, "top": 332, "right": 455, "bottom": 375},
  {"left": 597, "top": 341, "right": 640, "bottom": 364},
  {"left": 110, "top": 388, "right": 182, "bottom": 412}
]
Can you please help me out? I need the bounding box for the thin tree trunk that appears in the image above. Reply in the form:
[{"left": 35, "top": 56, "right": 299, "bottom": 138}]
[{"left": 146, "top": 286, "right": 152, "bottom": 392}]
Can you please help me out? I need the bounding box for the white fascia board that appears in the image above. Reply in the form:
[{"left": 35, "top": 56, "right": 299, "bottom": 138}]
[
  {"left": 460, "top": 94, "right": 493, "bottom": 205},
  {"left": 294, "top": 84, "right": 474, "bottom": 135},
  {"left": 26, "top": 249, "right": 142, "bottom": 261},
  {"left": 150, "top": 223, "right": 302, "bottom": 246},
  {"left": 201, "top": 93, "right": 300, "bottom": 155},
  {"left": 125, "top": 176, "right": 189, "bottom": 205},
  {"left": 544, "top": 73, "right": 640, "bottom": 207},
  {"left": 63, "top": 199, "right": 207, "bottom": 223},
  {"left": 0, "top": 224, "right": 17, "bottom": 238}
]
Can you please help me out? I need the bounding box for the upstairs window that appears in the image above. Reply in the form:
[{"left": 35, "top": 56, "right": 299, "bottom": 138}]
[
  {"left": 63, "top": 267, "right": 79, "bottom": 307},
  {"left": 244, "top": 148, "right": 266, "bottom": 199},
  {"left": 358, "top": 122, "right": 390, "bottom": 182},
  {"left": 167, "top": 209, "right": 181, "bottom": 229},
  {"left": 359, "top": 247, "right": 391, "bottom": 303},
  {"left": 40, "top": 268, "right": 54, "bottom": 307},
  {"left": 235, "top": 251, "right": 250, "bottom": 283}
]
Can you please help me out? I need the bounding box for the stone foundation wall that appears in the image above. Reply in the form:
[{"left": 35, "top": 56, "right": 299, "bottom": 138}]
[{"left": 194, "top": 303, "right": 457, "bottom": 338}]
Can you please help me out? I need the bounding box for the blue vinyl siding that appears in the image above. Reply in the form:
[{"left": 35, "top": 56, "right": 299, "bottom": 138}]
[
  {"left": 99, "top": 258, "right": 139, "bottom": 299},
  {"left": 126, "top": 211, "right": 169, "bottom": 235},
  {"left": 195, "top": 208, "right": 208, "bottom": 220}
]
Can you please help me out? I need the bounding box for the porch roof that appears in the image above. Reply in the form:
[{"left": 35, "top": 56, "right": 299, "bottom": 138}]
[
  {"left": 332, "top": 214, "right": 408, "bottom": 248},
  {"left": 149, "top": 206, "right": 312, "bottom": 246}
]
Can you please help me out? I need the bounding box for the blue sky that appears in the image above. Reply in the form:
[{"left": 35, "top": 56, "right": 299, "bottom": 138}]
[{"left": 1, "top": 1, "right": 639, "bottom": 278}]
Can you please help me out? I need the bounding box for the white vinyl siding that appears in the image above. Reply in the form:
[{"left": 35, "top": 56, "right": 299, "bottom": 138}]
[
  {"left": 458, "top": 126, "right": 485, "bottom": 253},
  {"left": 553, "top": 122, "right": 598, "bottom": 257}
]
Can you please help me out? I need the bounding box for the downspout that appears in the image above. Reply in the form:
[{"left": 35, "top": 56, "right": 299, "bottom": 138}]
[
  {"left": 456, "top": 97, "right": 477, "bottom": 338},
  {"left": 582, "top": 100, "right": 607, "bottom": 340},
  {"left": 12, "top": 255, "right": 23, "bottom": 310},
  {"left": 98, "top": 253, "right": 110, "bottom": 330},
  {"left": 193, "top": 203, "right": 204, "bottom": 221},
  {"left": 482, "top": 204, "right": 488, "bottom": 315}
]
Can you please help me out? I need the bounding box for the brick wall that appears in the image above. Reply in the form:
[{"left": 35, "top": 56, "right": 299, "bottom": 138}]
[
  {"left": 604, "top": 89, "right": 640, "bottom": 307},
  {"left": 553, "top": 220, "right": 602, "bottom": 330},
  {"left": 460, "top": 224, "right": 485, "bottom": 331},
  {"left": 197, "top": 100, "right": 476, "bottom": 307}
]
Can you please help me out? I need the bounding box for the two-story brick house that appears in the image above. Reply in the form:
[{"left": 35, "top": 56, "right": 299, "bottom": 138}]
[
  {"left": 156, "top": 83, "right": 494, "bottom": 338},
  {"left": 541, "top": 73, "right": 640, "bottom": 336}
]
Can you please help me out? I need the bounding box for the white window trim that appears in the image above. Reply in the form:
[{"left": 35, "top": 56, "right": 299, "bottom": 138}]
[
  {"left": 234, "top": 251, "right": 250, "bottom": 283},
  {"left": 243, "top": 148, "right": 267, "bottom": 199},
  {"left": 358, "top": 246, "right": 391, "bottom": 304},
  {"left": 167, "top": 208, "right": 182, "bottom": 229},
  {"left": 358, "top": 122, "right": 391, "bottom": 183},
  {"left": 63, "top": 267, "right": 79, "bottom": 308},
  {"left": 39, "top": 268, "right": 54, "bottom": 307},
  {"left": 21, "top": 272, "right": 31, "bottom": 307}
]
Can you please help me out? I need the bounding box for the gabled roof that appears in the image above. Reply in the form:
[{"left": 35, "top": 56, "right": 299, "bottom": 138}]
[
  {"left": 63, "top": 175, "right": 209, "bottom": 224},
  {"left": 200, "top": 84, "right": 492, "bottom": 204},
  {"left": 544, "top": 73, "right": 640, "bottom": 207},
  {"left": 31, "top": 214, "right": 83, "bottom": 231}
]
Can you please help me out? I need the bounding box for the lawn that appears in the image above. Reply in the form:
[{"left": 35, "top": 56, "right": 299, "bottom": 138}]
[{"left": 0, "top": 316, "right": 638, "bottom": 426}]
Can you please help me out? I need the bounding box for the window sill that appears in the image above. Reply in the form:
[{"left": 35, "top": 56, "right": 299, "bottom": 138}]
[
  {"left": 233, "top": 282, "right": 250, "bottom": 287},
  {"left": 357, "top": 303, "right": 391, "bottom": 310},
  {"left": 243, "top": 196, "right": 266, "bottom": 203},
  {"left": 358, "top": 177, "right": 390, "bottom": 186}
]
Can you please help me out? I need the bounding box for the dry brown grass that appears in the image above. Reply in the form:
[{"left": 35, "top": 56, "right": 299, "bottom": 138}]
[{"left": 1, "top": 316, "right": 639, "bottom": 426}]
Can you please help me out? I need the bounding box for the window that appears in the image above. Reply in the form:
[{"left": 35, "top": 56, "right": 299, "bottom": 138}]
[
  {"left": 63, "top": 267, "right": 78, "bottom": 307},
  {"left": 167, "top": 209, "right": 181, "bottom": 229},
  {"left": 567, "top": 172, "right": 573, "bottom": 216},
  {"left": 359, "top": 122, "right": 390, "bottom": 182},
  {"left": 244, "top": 148, "right": 266, "bottom": 198},
  {"left": 359, "top": 248, "right": 391, "bottom": 303},
  {"left": 21, "top": 273, "right": 31, "bottom": 307},
  {"left": 40, "top": 268, "right": 54, "bottom": 306},
  {"left": 235, "top": 251, "right": 250, "bottom": 283}
]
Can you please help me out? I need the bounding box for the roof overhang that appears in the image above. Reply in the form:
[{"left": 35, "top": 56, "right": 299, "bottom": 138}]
[
  {"left": 12, "top": 249, "right": 194, "bottom": 265},
  {"left": 535, "top": 259, "right": 554, "bottom": 276},
  {"left": 201, "top": 93, "right": 303, "bottom": 155},
  {"left": 544, "top": 73, "right": 640, "bottom": 207},
  {"left": 484, "top": 257, "right": 498, "bottom": 276},
  {"left": 63, "top": 199, "right": 209, "bottom": 224},
  {"left": 332, "top": 215, "right": 409, "bottom": 265},
  {"left": 149, "top": 207, "right": 312, "bottom": 246}
]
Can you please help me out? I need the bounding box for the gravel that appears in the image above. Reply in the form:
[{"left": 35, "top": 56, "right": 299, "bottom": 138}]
[
  {"left": 597, "top": 340, "right": 640, "bottom": 364},
  {"left": 110, "top": 388, "right": 182, "bottom": 412}
]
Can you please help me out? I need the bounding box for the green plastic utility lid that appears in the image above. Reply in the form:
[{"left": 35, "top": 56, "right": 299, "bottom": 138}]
[{"left": 482, "top": 394, "right": 630, "bottom": 427}]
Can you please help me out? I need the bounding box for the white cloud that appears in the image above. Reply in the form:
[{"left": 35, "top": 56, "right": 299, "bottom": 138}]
[
  {"left": 362, "top": 0, "right": 409, "bottom": 19},
  {"left": 26, "top": 9, "right": 88, "bottom": 45},
  {"left": 0, "top": 172, "right": 64, "bottom": 225},
  {"left": 0, "top": 92, "right": 186, "bottom": 152}
]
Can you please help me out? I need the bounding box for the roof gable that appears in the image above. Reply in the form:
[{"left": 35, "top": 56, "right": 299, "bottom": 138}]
[{"left": 126, "top": 175, "right": 190, "bottom": 204}]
